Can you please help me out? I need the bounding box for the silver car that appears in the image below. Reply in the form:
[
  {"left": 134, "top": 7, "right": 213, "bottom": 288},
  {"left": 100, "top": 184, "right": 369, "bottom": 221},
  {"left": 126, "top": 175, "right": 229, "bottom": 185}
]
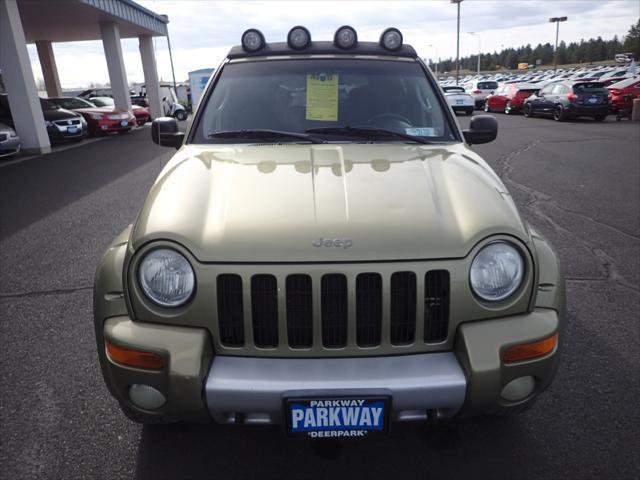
[
  {"left": 0, "top": 123, "right": 20, "bottom": 158},
  {"left": 464, "top": 80, "right": 499, "bottom": 109}
]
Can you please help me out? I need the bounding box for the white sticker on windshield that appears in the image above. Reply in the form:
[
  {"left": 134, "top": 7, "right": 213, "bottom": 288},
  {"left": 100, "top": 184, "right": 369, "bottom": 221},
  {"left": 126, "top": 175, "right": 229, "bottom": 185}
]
[{"left": 405, "top": 127, "right": 436, "bottom": 137}]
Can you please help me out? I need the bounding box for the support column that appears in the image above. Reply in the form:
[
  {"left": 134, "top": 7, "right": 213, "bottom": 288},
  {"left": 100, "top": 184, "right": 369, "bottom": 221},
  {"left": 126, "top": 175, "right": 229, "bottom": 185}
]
[
  {"left": 35, "top": 41, "right": 62, "bottom": 97},
  {"left": 138, "top": 35, "right": 162, "bottom": 119},
  {"left": 100, "top": 22, "right": 131, "bottom": 112},
  {"left": 0, "top": 0, "right": 51, "bottom": 154}
]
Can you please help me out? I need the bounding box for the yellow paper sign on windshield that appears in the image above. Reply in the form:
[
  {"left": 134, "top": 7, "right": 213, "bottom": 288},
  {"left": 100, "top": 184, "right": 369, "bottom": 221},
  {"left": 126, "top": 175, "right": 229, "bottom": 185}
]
[{"left": 306, "top": 73, "right": 338, "bottom": 121}]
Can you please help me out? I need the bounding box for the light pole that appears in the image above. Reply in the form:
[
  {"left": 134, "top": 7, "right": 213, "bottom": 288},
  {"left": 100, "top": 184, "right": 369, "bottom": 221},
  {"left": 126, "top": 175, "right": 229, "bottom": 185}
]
[
  {"left": 549, "top": 16, "right": 567, "bottom": 73},
  {"left": 451, "top": 0, "right": 463, "bottom": 84},
  {"left": 427, "top": 44, "right": 438, "bottom": 78},
  {"left": 468, "top": 31, "right": 480, "bottom": 75}
]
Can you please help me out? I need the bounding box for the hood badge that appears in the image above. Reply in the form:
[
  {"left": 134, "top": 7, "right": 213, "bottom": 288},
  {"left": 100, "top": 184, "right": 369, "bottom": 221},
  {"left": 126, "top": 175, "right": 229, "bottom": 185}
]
[{"left": 313, "top": 238, "right": 353, "bottom": 249}]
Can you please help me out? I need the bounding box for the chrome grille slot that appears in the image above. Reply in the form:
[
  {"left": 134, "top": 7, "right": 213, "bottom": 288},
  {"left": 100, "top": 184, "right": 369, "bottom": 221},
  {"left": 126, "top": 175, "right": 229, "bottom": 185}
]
[
  {"left": 251, "top": 274, "right": 278, "bottom": 348},
  {"left": 217, "top": 274, "right": 244, "bottom": 347},
  {"left": 321, "top": 274, "right": 348, "bottom": 348},
  {"left": 390, "top": 272, "right": 417, "bottom": 345},
  {"left": 356, "top": 273, "right": 382, "bottom": 347},
  {"left": 424, "top": 270, "right": 450, "bottom": 342},
  {"left": 286, "top": 274, "right": 313, "bottom": 348}
]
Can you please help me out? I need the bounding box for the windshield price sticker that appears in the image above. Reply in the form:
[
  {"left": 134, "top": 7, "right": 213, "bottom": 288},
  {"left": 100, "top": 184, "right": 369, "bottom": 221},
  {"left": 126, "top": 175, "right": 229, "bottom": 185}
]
[
  {"left": 287, "top": 397, "right": 388, "bottom": 437},
  {"left": 306, "top": 73, "right": 339, "bottom": 122}
]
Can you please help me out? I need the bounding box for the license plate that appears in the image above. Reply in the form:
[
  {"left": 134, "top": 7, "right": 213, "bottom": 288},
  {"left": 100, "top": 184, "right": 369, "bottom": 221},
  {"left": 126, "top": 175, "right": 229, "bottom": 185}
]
[
  {"left": 456, "top": 100, "right": 463, "bottom": 105},
  {"left": 121, "top": 120, "right": 129, "bottom": 126},
  {"left": 286, "top": 397, "right": 389, "bottom": 438},
  {"left": 588, "top": 97, "right": 598, "bottom": 104},
  {"left": 67, "top": 127, "right": 78, "bottom": 134}
]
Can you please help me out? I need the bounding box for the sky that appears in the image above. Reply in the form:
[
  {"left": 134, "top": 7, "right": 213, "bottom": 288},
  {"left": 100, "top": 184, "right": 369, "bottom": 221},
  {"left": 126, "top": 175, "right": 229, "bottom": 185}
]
[{"left": 26, "top": 0, "right": 640, "bottom": 89}]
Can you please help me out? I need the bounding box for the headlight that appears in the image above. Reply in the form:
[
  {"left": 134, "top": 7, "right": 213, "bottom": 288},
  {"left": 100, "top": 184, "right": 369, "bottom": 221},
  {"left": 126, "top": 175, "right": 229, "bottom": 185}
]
[
  {"left": 45, "top": 121, "right": 53, "bottom": 127},
  {"left": 469, "top": 241, "right": 524, "bottom": 302},
  {"left": 138, "top": 248, "right": 195, "bottom": 307}
]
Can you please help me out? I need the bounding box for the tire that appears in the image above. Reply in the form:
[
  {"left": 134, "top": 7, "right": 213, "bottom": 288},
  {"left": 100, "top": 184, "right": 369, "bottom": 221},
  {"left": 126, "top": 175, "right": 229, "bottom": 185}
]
[
  {"left": 594, "top": 115, "right": 606, "bottom": 122},
  {"left": 504, "top": 100, "right": 513, "bottom": 115},
  {"left": 523, "top": 103, "right": 534, "bottom": 118},
  {"left": 482, "top": 102, "right": 490, "bottom": 112},
  {"left": 552, "top": 105, "right": 566, "bottom": 122},
  {"left": 175, "top": 111, "right": 187, "bottom": 121}
]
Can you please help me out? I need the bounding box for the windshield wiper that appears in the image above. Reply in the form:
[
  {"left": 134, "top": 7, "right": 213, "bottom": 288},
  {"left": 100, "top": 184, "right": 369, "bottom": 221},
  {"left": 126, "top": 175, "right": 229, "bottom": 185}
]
[
  {"left": 208, "top": 129, "right": 325, "bottom": 144},
  {"left": 305, "top": 126, "right": 430, "bottom": 144}
]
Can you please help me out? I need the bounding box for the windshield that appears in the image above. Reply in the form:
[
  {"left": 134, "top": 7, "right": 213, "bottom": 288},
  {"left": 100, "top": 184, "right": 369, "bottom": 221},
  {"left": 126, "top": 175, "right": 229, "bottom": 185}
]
[
  {"left": 91, "top": 97, "right": 114, "bottom": 107},
  {"left": 39, "top": 99, "right": 59, "bottom": 111},
  {"left": 193, "top": 58, "right": 455, "bottom": 144},
  {"left": 51, "top": 97, "right": 95, "bottom": 109}
]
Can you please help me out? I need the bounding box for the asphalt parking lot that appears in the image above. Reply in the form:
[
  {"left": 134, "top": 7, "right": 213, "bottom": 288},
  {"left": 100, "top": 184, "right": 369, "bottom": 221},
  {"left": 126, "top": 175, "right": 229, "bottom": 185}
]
[{"left": 0, "top": 114, "right": 638, "bottom": 480}]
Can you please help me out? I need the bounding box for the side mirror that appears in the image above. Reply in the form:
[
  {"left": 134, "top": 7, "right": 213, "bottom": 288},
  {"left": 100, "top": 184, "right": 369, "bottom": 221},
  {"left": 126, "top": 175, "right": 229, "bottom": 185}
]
[
  {"left": 151, "top": 117, "right": 184, "bottom": 149},
  {"left": 463, "top": 115, "right": 497, "bottom": 145}
]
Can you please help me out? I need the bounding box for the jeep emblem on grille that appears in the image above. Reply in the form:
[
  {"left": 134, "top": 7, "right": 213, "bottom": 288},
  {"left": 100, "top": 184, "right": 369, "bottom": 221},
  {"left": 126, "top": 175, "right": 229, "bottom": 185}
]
[{"left": 313, "top": 238, "right": 353, "bottom": 249}]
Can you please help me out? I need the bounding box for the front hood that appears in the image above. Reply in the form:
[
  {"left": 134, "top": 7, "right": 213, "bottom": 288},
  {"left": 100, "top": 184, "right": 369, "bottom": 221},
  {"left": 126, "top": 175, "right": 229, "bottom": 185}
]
[
  {"left": 44, "top": 108, "right": 79, "bottom": 121},
  {"left": 131, "top": 144, "right": 529, "bottom": 262}
]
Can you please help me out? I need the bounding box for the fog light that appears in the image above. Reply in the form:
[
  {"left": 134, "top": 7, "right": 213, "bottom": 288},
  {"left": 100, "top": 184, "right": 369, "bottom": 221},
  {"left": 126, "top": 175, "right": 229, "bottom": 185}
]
[
  {"left": 500, "top": 376, "right": 535, "bottom": 402},
  {"left": 380, "top": 27, "right": 403, "bottom": 51},
  {"left": 129, "top": 384, "right": 166, "bottom": 410},
  {"left": 334, "top": 25, "right": 357, "bottom": 49},
  {"left": 287, "top": 26, "right": 311, "bottom": 50},
  {"left": 241, "top": 28, "right": 265, "bottom": 52}
]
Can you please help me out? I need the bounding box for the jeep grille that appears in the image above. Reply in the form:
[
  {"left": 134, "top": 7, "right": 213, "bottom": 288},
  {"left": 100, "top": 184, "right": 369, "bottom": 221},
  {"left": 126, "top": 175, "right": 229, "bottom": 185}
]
[{"left": 216, "top": 270, "right": 449, "bottom": 351}]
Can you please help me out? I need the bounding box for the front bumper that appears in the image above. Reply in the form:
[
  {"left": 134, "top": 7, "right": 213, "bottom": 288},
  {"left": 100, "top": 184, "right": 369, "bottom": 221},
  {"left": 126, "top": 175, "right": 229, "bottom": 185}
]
[
  {"left": 0, "top": 136, "right": 21, "bottom": 157},
  {"left": 99, "top": 307, "right": 561, "bottom": 424}
]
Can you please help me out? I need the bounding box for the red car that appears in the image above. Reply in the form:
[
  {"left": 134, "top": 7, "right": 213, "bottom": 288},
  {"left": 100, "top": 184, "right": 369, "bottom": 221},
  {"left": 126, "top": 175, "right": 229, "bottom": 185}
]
[
  {"left": 90, "top": 97, "right": 151, "bottom": 126},
  {"left": 607, "top": 76, "right": 640, "bottom": 112},
  {"left": 483, "top": 83, "right": 539, "bottom": 114},
  {"left": 48, "top": 97, "right": 136, "bottom": 135}
]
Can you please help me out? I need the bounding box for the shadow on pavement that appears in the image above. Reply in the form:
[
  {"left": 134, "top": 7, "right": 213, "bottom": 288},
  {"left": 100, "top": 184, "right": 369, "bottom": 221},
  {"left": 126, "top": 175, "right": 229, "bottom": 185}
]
[
  {"left": 0, "top": 128, "right": 172, "bottom": 240},
  {"left": 134, "top": 416, "right": 548, "bottom": 480}
]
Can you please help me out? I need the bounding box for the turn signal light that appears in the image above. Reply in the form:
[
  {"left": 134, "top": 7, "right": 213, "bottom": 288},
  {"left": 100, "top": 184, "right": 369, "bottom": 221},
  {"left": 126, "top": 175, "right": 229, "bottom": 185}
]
[
  {"left": 106, "top": 340, "right": 164, "bottom": 370},
  {"left": 503, "top": 334, "right": 558, "bottom": 364}
]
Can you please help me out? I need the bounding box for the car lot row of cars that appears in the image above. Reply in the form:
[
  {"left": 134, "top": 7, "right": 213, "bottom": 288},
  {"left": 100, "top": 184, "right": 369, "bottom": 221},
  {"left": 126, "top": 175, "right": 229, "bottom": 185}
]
[
  {"left": 441, "top": 67, "right": 640, "bottom": 122},
  {"left": 0, "top": 94, "right": 151, "bottom": 159}
]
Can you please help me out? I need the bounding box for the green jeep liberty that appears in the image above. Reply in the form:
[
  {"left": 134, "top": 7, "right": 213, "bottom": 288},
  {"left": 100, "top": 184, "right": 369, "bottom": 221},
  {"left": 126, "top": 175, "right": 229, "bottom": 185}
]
[{"left": 94, "top": 26, "right": 564, "bottom": 437}]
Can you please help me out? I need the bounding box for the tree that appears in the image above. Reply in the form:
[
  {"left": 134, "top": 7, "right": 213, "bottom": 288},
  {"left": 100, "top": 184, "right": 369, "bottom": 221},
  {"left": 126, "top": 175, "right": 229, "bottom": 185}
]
[{"left": 623, "top": 19, "right": 640, "bottom": 59}]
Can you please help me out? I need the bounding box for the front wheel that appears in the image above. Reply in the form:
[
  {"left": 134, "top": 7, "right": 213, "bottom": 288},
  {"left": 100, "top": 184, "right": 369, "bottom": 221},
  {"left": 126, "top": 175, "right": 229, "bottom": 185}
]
[
  {"left": 523, "top": 103, "right": 534, "bottom": 118},
  {"left": 175, "top": 111, "right": 188, "bottom": 121},
  {"left": 594, "top": 115, "right": 606, "bottom": 122},
  {"left": 483, "top": 102, "right": 490, "bottom": 112},
  {"left": 552, "top": 105, "right": 566, "bottom": 122}
]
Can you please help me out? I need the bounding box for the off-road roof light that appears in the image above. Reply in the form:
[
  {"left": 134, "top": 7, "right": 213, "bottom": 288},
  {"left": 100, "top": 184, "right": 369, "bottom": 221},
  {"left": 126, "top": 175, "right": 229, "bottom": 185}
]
[
  {"left": 288, "top": 26, "right": 312, "bottom": 50},
  {"left": 334, "top": 25, "right": 358, "bottom": 49},
  {"left": 380, "top": 27, "right": 403, "bottom": 51},
  {"left": 241, "top": 28, "right": 265, "bottom": 52}
]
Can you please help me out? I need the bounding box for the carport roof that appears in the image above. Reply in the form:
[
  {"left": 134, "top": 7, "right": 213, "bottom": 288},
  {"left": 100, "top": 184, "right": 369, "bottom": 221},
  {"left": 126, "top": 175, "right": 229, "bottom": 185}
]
[{"left": 18, "top": 0, "right": 168, "bottom": 43}]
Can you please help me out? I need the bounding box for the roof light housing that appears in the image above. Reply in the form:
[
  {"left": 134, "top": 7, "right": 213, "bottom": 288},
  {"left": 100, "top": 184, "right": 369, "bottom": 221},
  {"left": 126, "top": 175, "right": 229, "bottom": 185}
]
[
  {"left": 241, "top": 28, "right": 265, "bottom": 52},
  {"left": 287, "top": 26, "right": 312, "bottom": 50},
  {"left": 380, "top": 27, "right": 403, "bottom": 51},
  {"left": 334, "top": 25, "right": 358, "bottom": 49}
]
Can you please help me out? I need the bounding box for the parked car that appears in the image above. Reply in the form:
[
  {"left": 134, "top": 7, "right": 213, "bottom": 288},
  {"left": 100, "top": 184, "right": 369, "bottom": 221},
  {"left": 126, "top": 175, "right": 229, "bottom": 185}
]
[
  {"left": 483, "top": 83, "right": 539, "bottom": 114},
  {"left": 607, "top": 76, "right": 640, "bottom": 112},
  {"left": 79, "top": 89, "right": 153, "bottom": 124},
  {"left": 442, "top": 86, "right": 474, "bottom": 115},
  {"left": 89, "top": 97, "right": 150, "bottom": 126},
  {"left": 0, "top": 122, "right": 21, "bottom": 158},
  {"left": 0, "top": 94, "right": 88, "bottom": 143},
  {"left": 523, "top": 81, "right": 609, "bottom": 121},
  {"left": 48, "top": 96, "right": 137, "bottom": 135},
  {"left": 94, "top": 27, "right": 564, "bottom": 434},
  {"left": 463, "top": 80, "right": 499, "bottom": 109}
]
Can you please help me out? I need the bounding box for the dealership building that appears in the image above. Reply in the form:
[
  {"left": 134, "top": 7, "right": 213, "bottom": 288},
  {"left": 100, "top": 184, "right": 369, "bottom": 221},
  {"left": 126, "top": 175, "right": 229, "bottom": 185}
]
[{"left": 0, "top": 0, "right": 169, "bottom": 154}]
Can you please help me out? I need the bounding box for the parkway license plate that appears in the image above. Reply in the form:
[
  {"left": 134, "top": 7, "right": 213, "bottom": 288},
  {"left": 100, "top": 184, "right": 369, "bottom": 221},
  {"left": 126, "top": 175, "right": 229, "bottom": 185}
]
[
  {"left": 67, "top": 127, "right": 78, "bottom": 134},
  {"left": 286, "top": 397, "right": 389, "bottom": 438},
  {"left": 456, "top": 99, "right": 464, "bottom": 105},
  {"left": 120, "top": 120, "right": 129, "bottom": 126}
]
